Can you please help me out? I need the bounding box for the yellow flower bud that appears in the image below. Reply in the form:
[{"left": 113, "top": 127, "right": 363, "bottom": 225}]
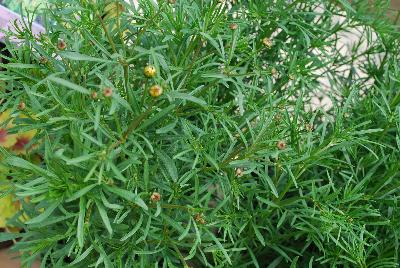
[
  {"left": 262, "top": 37, "right": 272, "bottom": 48},
  {"left": 144, "top": 65, "right": 157, "bottom": 78},
  {"left": 149, "top": 85, "right": 163, "bottom": 97}
]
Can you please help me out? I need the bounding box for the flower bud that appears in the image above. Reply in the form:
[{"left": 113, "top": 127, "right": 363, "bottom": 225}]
[
  {"left": 305, "top": 124, "right": 314, "bottom": 132},
  {"left": 271, "top": 67, "right": 278, "bottom": 76},
  {"left": 229, "top": 23, "right": 238, "bottom": 30},
  {"left": 144, "top": 65, "right": 156, "bottom": 78},
  {"left": 91, "top": 91, "right": 98, "bottom": 99},
  {"left": 57, "top": 39, "right": 66, "bottom": 50},
  {"left": 194, "top": 213, "right": 206, "bottom": 225},
  {"left": 18, "top": 101, "right": 26, "bottom": 110},
  {"left": 235, "top": 168, "right": 243, "bottom": 177},
  {"left": 262, "top": 37, "right": 272, "bottom": 48},
  {"left": 149, "top": 85, "right": 163, "bottom": 97},
  {"left": 39, "top": 56, "right": 48, "bottom": 64},
  {"left": 99, "top": 150, "right": 107, "bottom": 160},
  {"left": 274, "top": 113, "right": 282, "bottom": 122},
  {"left": 150, "top": 192, "right": 161, "bottom": 202},
  {"left": 276, "top": 140, "right": 286, "bottom": 150},
  {"left": 103, "top": 87, "right": 113, "bottom": 97}
]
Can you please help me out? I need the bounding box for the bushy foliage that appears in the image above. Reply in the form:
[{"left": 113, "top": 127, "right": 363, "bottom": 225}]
[{"left": 1, "top": 0, "right": 399, "bottom": 267}]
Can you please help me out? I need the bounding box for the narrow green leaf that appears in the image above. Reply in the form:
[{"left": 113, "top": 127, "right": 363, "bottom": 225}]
[
  {"left": 120, "top": 214, "right": 144, "bottom": 241},
  {"left": 162, "top": 214, "right": 185, "bottom": 233},
  {"left": 65, "top": 154, "right": 95, "bottom": 165},
  {"left": 100, "top": 191, "right": 123, "bottom": 210},
  {"left": 96, "top": 200, "right": 113, "bottom": 235},
  {"left": 277, "top": 211, "right": 288, "bottom": 229},
  {"left": 290, "top": 256, "right": 300, "bottom": 268},
  {"left": 205, "top": 229, "right": 232, "bottom": 264},
  {"left": 94, "top": 242, "right": 113, "bottom": 268},
  {"left": 4, "top": 63, "right": 39, "bottom": 69},
  {"left": 94, "top": 104, "right": 101, "bottom": 131},
  {"left": 157, "top": 150, "right": 178, "bottom": 182},
  {"left": 104, "top": 186, "right": 148, "bottom": 210},
  {"left": 247, "top": 247, "right": 260, "bottom": 268},
  {"left": 156, "top": 120, "right": 177, "bottom": 134},
  {"left": 259, "top": 170, "right": 279, "bottom": 198},
  {"left": 136, "top": 216, "right": 151, "bottom": 244},
  {"left": 112, "top": 93, "right": 133, "bottom": 112},
  {"left": 136, "top": 104, "right": 175, "bottom": 131},
  {"left": 252, "top": 224, "right": 266, "bottom": 246},
  {"left": 256, "top": 196, "right": 280, "bottom": 208},
  {"left": 48, "top": 76, "right": 90, "bottom": 94},
  {"left": 68, "top": 245, "right": 94, "bottom": 266},
  {"left": 337, "top": 0, "right": 356, "bottom": 13},
  {"left": 66, "top": 184, "right": 97, "bottom": 202},
  {"left": 178, "top": 219, "right": 192, "bottom": 241},
  {"left": 204, "top": 153, "right": 219, "bottom": 170},
  {"left": 143, "top": 159, "right": 149, "bottom": 191},
  {"left": 199, "top": 32, "right": 221, "bottom": 55},
  {"left": 77, "top": 197, "right": 86, "bottom": 248},
  {"left": 26, "top": 201, "right": 60, "bottom": 224},
  {"left": 108, "top": 162, "right": 127, "bottom": 182},
  {"left": 0, "top": 232, "right": 25, "bottom": 242},
  {"left": 168, "top": 92, "right": 207, "bottom": 106},
  {"left": 5, "top": 156, "right": 57, "bottom": 178},
  {"left": 59, "top": 51, "right": 113, "bottom": 63}
]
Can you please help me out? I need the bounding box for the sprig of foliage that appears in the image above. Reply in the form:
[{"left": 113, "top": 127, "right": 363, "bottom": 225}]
[{"left": 0, "top": 0, "right": 399, "bottom": 267}]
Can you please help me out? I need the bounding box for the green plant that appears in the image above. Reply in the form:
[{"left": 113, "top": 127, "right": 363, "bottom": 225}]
[{"left": 0, "top": 0, "right": 399, "bottom": 267}]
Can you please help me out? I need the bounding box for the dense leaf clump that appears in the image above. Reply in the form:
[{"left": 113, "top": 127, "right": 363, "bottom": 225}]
[{"left": 1, "top": 0, "right": 399, "bottom": 267}]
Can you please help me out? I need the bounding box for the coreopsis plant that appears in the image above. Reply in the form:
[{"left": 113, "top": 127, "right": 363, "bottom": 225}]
[{"left": 0, "top": 0, "right": 399, "bottom": 267}]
